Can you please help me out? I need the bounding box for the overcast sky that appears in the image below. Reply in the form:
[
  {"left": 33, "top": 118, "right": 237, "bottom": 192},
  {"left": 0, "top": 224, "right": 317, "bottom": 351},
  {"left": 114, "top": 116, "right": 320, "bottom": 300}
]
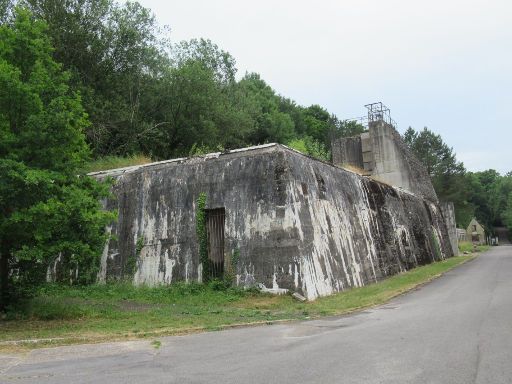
[{"left": 138, "top": 0, "right": 511, "bottom": 174}]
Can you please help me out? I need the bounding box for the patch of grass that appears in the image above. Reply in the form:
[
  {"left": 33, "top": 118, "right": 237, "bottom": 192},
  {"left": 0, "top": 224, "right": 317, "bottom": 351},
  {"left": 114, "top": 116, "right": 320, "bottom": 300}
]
[
  {"left": 151, "top": 340, "right": 161, "bottom": 349},
  {"left": 459, "top": 241, "right": 490, "bottom": 253},
  {"left": 0, "top": 256, "right": 474, "bottom": 351},
  {"left": 458, "top": 241, "right": 473, "bottom": 253},
  {"left": 82, "top": 154, "right": 152, "bottom": 173}
]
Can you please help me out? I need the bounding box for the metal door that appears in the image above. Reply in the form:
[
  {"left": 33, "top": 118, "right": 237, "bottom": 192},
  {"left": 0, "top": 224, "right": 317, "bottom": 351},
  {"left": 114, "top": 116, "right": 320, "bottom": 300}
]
[{"left": 206, "top": 208, "right": 225, "bottom": 279}]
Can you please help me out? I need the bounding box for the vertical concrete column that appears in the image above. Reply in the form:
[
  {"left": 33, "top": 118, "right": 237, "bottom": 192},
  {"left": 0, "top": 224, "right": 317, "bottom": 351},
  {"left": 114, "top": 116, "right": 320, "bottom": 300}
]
[
  {"left": 369, "top": 121, "right": 412, "bottom": 191},
  {"left": 440, "top": 202, "right": 459, "bottom": 256}
]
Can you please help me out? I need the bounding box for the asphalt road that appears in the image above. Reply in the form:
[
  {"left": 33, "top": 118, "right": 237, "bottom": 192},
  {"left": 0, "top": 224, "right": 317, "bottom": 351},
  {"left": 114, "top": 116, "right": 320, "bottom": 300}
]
[{"left": 1, "top": 246, "right": 511, "bottom": 384}]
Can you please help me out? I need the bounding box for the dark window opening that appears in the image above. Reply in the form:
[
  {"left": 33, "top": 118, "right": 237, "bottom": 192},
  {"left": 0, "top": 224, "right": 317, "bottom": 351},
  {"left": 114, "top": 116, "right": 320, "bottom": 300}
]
[
  {"left": 206, "top": 208, "right": 225, "bottom": 279},
  {"left": 314, "top": 171, "right": 327, "bottom": 199}
]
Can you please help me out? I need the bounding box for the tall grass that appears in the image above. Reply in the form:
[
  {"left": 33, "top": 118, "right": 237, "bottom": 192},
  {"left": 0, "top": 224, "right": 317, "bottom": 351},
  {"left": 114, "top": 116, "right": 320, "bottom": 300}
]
[
  {"left": 82, "top": 154, "right": 152, "bottom": 173},
  {"left": 458, "top": 241, "right": 489, "bottom": 253},
  {"left": 458, "top": 241, "right": 473, "bottom": 253}
]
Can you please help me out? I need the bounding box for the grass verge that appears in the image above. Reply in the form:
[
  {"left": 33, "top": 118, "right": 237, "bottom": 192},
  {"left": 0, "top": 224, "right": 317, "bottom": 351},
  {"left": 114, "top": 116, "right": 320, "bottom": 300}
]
[
  {"left": 0, "top": 255, "right": 475, "bottom": 352},
  {"left": 458, "top": 241, "right": 490, "bottom": 254}
]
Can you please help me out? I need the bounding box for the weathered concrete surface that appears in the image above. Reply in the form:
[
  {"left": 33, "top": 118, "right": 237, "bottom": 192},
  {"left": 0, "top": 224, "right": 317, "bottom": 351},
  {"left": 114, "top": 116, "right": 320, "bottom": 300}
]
[
  {"left": 2, "top": 248, "right": 511, "bottom": 384},
  {"left": 93, "top": 143, "right": 452, "bottom": 300},
  {"left": 440, "top": 201, "right": 459, "bottom": 256},
  {"left": 332, "top": 121, "right": 438, "bottom": 202},
  {"left": 331, "top": 135, "right": 363, "bottom": 170}
]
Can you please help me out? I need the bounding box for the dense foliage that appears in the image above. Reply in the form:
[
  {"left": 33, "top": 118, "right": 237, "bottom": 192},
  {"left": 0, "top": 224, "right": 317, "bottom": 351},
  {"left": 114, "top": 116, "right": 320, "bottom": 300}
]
[
  {"left": 2, "top": 0, "right": 344, "bottom": 161},
  {"left": 0, "top": 8, "right": 115, "bottom": 309},
  {"left": 404, "top": 127, "right": 512, "bottom": 232}
]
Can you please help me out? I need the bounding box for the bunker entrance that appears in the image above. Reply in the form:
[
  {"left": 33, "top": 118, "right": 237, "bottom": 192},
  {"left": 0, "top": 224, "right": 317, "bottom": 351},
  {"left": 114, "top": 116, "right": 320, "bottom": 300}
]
[{"left": 206, "top": 208, "right": 225, "bottom": 279}]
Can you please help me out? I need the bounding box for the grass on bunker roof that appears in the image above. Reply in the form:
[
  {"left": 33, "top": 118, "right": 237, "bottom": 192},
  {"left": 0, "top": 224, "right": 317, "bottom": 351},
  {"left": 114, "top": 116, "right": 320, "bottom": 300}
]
[
  {"left": 0, "top": 255, "right": 474, "bottom": 351},
  {"left": 81, "top": 154, "right": 152, "bottom": 173}
]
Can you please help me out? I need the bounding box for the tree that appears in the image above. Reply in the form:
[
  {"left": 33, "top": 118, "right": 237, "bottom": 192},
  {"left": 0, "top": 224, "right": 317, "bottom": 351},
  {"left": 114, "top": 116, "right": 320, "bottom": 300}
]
[
  {"left": 460, "top": 171, "right": 512, "bottom": 232},
  {"left": 278, "top": 97, "right": 308, "bottom": 136},
  {"left": 238, "top": 73, "right": 295, "bottom": 144},
  {"left": 22, "top": 0, "right": 171, "bottom": 156},
  {"left": 0, "top": 0, "right": 14, "bottom": 22},
  {"left": 302, "top": 104, "right": 331, "bottom": 144},
  {"left": 287, "top": 136, "right": 330, "bottom": 161},
  {"left": 489, "top": 174, "right": 512, "bottom": 227},
  {"left": 404, "top": 127, "right": 471, "bottom": 226},
  {"left": 403, "top": 127, "right": 465, "bottom": 178},
  {"left": 337, "top": 120, "right": 366, "bottom": 138},
  {"left": 3, "top": 1, "right": 345, "bottom": 160},
  {"left": 145, "top": 61, "right": 223, "bottom": 158},
  {"left": 172, "top": 38, "right": 237, "bottom": 85},
  {"left": 0, "top": 8, "right": 114, "bottom": 309},
  {"left": 503, "top": 192, "right": 512, "bottom": 233}
]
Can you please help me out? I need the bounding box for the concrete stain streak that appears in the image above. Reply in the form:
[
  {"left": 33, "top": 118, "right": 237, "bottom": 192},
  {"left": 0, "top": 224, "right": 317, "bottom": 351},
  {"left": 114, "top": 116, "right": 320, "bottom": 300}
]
[{"left": 92, "top": 143, "right": 453, "bottom": 299}]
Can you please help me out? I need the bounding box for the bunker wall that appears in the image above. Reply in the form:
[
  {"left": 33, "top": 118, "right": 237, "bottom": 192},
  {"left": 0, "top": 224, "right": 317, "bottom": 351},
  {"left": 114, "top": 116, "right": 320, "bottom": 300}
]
[
  {"left": 440, "top": 201, "right": 459, "bottom": 256},
  {"left": 96, "top": 145, "right": 453, "bottom": 300}
]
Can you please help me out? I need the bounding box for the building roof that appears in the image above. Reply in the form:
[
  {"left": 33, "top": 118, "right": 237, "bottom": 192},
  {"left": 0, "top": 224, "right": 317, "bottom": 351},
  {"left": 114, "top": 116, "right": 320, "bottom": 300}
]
[
  {"left": 87, "top": 142, "right": 418, "bottom": 199},
  {"left": 88, "top": 143, "right": 281, "bottom": 178},
  {"left": 466, "top": 218, "right": 484, "bottom": 231}
]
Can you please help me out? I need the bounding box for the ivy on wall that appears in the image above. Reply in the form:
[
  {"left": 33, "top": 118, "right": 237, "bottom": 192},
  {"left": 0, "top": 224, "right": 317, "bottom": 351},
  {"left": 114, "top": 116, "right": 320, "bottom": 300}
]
[
  {"left": 125, "top": 235, "right": 143, "bottom": 278},
  {"left": 196, "top": 193, "right": 209, "bottom": 282},
  {"left": 430, "top": 231, "right": 442, "bottom": 260},
  {"left": 223, "top": 248, "right": 240, "bottom": 285}
]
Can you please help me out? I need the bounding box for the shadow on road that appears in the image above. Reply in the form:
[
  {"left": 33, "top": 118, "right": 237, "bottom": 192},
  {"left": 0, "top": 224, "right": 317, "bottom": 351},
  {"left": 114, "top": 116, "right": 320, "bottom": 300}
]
[{"left": 494, "top": 227, "right": 511, "bottom": 245}]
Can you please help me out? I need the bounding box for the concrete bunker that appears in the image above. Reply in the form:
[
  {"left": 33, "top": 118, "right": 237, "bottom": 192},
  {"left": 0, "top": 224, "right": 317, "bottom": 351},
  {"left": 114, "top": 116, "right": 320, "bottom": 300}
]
[
  {"left": 332, "top": 119, "right": 437, "bottom": 202},
  {"left": 92, "top": 140, "right": 455, "bottom": 300}
]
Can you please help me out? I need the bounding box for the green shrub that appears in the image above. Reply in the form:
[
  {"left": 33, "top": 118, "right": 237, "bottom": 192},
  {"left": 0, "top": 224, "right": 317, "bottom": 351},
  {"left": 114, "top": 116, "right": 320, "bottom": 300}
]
[
  {"left": 458, "top": 241, "right": 473, "bottom": 253},
  {"left": 196, "top": 193, "right": 209, "bottom": 282},
  {"left": 287, "top": 136, "right": 330, "bottom": 161}
]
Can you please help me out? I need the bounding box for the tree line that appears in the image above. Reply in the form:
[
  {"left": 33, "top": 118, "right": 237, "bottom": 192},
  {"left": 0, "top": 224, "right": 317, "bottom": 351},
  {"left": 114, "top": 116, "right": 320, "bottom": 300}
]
[
  {"left": 404, "top": 127, "right": 512, "bottom": 232},
  {"left": 2, "top": 0, "right": 351, "bottom": 161},
  {"left": 0, "top": 1, "right": 511, "bottom": 309}
]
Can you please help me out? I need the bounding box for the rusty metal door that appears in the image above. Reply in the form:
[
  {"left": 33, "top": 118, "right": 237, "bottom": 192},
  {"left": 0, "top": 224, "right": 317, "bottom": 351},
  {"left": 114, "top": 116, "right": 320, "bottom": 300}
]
[{"left": 206, "top": 208, "right": 225, "bottom": 279}]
